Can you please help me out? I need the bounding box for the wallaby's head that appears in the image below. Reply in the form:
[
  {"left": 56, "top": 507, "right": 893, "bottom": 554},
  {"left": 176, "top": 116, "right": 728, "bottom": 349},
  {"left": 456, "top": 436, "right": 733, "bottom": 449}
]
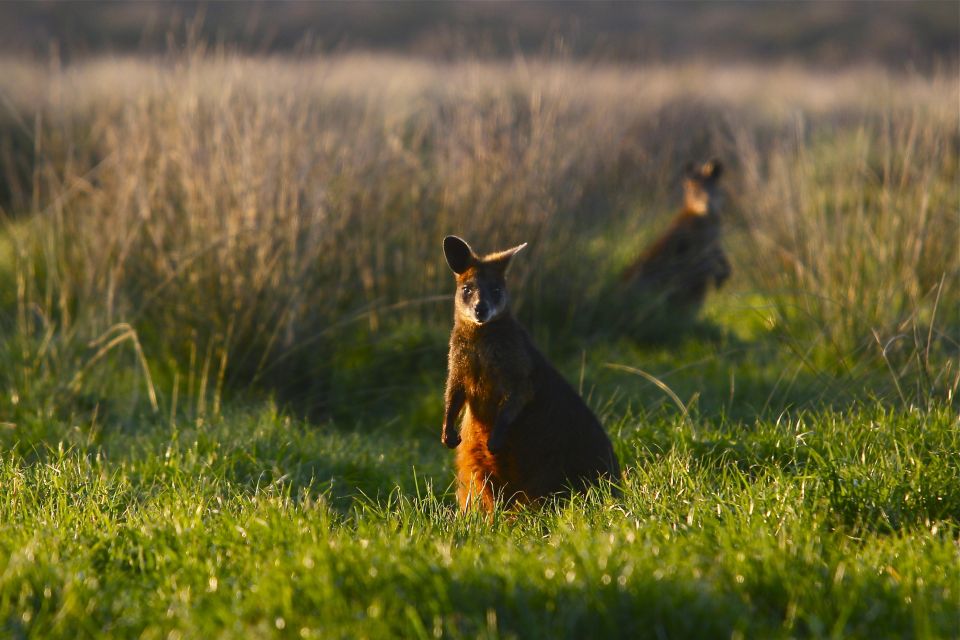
[
  {"left": 682, "top": 159, "right": 724, "bottom": 216},
  {"left": 443, "top": 235, "right": 527, "bottom": 326}
]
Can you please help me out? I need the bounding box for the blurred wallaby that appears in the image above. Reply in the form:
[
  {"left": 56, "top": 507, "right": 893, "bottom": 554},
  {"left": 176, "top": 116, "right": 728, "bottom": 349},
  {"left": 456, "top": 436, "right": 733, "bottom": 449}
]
[
  {"left": 623, "top": 159, "right": 731, "bottom": 318},
  {"left": 441, "top": 236, "right": 620, "bottom": 513}
]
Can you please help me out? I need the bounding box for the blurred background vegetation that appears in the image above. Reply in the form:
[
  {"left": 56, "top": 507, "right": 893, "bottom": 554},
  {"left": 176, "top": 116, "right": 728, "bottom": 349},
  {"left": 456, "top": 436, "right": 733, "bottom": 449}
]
[
  {"left": 1, "top": 0, "right": 957, "bottom": 69},
  {"left": 0, "top": 1, "right": 957, "bottom": 426}
]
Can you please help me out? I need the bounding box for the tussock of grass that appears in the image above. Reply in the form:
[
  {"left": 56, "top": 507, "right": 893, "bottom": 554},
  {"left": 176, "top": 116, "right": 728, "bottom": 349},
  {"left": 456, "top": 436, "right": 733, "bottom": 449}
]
[{"left": 1, "top": 53, "right": 956, "bottom": 416}]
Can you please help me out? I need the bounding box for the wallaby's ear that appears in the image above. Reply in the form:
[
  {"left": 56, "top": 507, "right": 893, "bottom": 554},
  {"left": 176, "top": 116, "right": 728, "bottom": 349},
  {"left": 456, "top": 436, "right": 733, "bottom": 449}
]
[
  {"left": 483, "top": 242, "right": 528, "bottom": 272},
  {"left": 443, "top": 236, "right": 476, "bottom": 274},
  {"left": 702, "top": 159, "right": 723, "bottom": 180}
]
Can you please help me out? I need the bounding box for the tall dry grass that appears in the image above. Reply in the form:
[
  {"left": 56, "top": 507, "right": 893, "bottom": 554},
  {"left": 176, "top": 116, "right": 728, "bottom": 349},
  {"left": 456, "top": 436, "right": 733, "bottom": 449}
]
[
  {"left": 1, "top": 51, "right": 957, "bottom": 416},
  {"left": 734, "top": 103, "right": 959, "bottom": 402}
]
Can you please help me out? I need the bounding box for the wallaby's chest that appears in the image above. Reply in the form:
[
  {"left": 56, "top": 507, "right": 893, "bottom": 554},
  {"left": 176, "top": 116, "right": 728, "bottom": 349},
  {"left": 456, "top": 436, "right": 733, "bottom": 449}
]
[
  {"left": 652, "top": 217, "right": 720, "bottom": 267},
  {"left": 451, "top": 327, "right": 530, "bottom": 401},
  {"left": 674, "top": 217, "right": 717, "bottom": 247}
]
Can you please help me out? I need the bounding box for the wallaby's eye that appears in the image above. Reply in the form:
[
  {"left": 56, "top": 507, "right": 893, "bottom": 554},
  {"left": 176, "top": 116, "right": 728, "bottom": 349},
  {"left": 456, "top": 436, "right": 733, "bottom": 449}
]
[{"left": 461, "top": 285, "right": 473, "bottom": 297}]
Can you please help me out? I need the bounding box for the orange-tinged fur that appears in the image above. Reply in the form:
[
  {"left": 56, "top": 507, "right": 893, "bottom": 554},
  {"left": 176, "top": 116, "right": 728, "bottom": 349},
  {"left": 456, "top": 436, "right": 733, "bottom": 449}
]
[
  {"left": 441, "top": 236, "right": 620, "bottom": 513},
  {"left": 623, "top": 159, "right": 731, "bottom": 314}
]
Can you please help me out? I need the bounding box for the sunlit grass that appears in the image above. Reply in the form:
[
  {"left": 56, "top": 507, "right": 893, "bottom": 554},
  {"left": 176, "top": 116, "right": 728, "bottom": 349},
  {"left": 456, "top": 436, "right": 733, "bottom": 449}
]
[{"left": 1, "top": 405, "right": 957, "bottom": 638}]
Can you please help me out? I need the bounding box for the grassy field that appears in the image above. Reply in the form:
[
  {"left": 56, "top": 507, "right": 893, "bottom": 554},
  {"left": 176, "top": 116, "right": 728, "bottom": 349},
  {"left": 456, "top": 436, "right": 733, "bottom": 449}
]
[{"left": 0, "top": 52, "right": 958, "bottom": 638}]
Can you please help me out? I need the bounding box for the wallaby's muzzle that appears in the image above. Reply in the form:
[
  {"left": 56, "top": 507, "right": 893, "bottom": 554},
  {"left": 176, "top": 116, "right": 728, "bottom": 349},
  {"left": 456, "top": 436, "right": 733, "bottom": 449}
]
[{"left": 474, "top": 302, "right": 491, "bottom": 323}]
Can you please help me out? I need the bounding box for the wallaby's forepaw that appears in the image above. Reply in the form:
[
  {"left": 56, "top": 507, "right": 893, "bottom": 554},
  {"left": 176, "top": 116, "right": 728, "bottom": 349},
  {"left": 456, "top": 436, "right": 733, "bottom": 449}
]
[{"left": 442, "top": 428, "right": 461, "bottom": 449}]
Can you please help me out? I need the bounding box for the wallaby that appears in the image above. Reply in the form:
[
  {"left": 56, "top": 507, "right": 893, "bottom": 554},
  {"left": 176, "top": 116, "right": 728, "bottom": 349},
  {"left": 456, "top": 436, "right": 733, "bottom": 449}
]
[
  {"left": 622, "top": 159, "right": 731, "bottom": 317},
  {"left": 441, "top": 236, "right": 620, "bottom": 513}
]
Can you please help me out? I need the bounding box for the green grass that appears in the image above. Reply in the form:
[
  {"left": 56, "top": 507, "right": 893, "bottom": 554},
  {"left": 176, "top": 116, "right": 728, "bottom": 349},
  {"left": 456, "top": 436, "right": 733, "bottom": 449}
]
[
  {"left": 1, "top": 302, "right": 958, "bottom": 638},
  {"left": 1, "top": 399, "right": 958, "bottom": 639},
  {"left": 1, "top": 269, "right": 957, "bottom": 638}
]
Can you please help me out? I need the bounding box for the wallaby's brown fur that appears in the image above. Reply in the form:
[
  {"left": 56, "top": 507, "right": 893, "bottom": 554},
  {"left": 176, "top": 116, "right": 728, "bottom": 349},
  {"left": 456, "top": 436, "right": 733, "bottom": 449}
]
[
  {"left": 441, "top": 236, "right": 620, "bottom": 513},
  {"left": 623, "top": 159, "right": 731, "bottom": 315}
]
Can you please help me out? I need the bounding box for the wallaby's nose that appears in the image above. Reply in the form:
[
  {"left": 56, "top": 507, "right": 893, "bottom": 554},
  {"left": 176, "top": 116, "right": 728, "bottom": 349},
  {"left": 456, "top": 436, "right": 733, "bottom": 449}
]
[{"left": 474, "top": 302, "right": 489, "bottom": 320}]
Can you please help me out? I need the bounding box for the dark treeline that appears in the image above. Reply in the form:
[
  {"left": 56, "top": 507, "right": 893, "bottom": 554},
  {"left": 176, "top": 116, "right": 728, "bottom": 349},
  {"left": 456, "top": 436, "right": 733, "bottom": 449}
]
[{"left": 1, "top": 1, "right": 956, "bottom": 69}]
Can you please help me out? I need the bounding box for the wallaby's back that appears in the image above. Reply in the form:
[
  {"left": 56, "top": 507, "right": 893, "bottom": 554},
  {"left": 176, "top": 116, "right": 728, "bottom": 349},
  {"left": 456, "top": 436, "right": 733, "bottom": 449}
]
[{"left": 623, "top": 159, "right": 731, "bottom": 316}]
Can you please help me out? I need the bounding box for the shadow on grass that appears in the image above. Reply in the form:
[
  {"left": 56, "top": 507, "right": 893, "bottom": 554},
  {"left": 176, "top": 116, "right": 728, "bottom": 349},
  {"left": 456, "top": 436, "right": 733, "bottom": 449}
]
[
  {"left": 416, "top": 573, "right": 750, "bottom": 639},
  {"left": 323, "top": 546, "right": 945, "bottom": 638},
  {"left": 627, "top": 405, "right": 960, "bottom": 535}
]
